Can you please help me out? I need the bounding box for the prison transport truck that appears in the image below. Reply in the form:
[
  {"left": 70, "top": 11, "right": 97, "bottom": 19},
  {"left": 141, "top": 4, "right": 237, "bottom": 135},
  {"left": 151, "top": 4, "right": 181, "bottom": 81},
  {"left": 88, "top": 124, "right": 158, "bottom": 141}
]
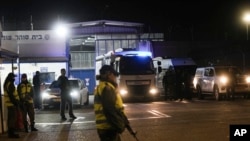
[{"left": 96, "top": 49, "right": 158, "bottom": 100}]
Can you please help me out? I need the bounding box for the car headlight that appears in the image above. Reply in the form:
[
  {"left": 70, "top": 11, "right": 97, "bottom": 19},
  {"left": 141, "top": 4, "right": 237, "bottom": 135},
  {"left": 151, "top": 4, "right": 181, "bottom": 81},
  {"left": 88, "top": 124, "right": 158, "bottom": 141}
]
[
  {"left": 149, "top": 88, "right": 158, "bottom": 95},
  {"left": 42, "top": 92, "right": 50, "bottom": 99},
  {"left": 70, "top": 90, "right": 78, "bottom": 98},
  {"left": 219, "top": 75, "right": 228, "bottom": 85},
  {"left": 246, "top": 76, "right": 250, "bottom": 84},
  {"left": 119, "top": 89, "right": 128, "bottom": 96}
]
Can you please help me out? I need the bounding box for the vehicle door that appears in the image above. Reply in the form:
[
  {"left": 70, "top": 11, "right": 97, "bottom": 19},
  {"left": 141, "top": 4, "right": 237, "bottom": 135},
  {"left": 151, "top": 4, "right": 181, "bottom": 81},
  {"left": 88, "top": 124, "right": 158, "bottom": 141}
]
[
  {"left": 201, "top": 68, "right": 212, "bottom": 92},
  {"left": 78, "top": 79, "right": 84, "bottom": 96},
  {"left": 205, "top": 68, "right": 215, "bottom": 93}
]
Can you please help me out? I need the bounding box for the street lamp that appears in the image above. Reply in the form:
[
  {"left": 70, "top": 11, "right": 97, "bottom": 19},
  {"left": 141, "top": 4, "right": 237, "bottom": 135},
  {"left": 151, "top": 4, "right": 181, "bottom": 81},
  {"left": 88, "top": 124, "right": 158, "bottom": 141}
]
[
  {"left": 243, "top": 12, "right": 250, "bottom": 40},
  {"left": 53, "top": 22, "right": 69, "bottom": 38}
]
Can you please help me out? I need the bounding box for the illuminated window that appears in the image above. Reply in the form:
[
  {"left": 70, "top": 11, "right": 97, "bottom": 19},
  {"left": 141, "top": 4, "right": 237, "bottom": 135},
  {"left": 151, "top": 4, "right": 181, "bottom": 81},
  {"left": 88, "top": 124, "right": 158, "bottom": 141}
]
[{"left": 70, "top": 52, "right": 95, "bottom": 69}]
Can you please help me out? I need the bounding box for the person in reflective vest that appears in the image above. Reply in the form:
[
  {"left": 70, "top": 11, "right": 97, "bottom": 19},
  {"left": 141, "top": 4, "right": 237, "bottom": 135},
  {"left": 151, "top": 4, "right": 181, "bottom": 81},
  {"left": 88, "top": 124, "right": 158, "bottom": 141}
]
[
  {"left": 3, "top": 72, "right": 20, "bottom": 138},
  {"left": 17, "top": 73, "right": 38, "bottom": 132},
  {"left": 94, "top": 65, "right": 130, "bottom": 141}
]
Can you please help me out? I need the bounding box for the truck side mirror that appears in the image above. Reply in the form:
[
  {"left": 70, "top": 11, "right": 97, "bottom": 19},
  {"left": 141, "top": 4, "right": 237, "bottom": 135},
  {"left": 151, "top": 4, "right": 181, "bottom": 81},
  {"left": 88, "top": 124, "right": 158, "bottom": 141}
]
[
  {"left": 157, "top": 61, "right": 161, "bottom": 66},
  {"left": 158, "top": 67, "right": 162, "bottom": 73}
]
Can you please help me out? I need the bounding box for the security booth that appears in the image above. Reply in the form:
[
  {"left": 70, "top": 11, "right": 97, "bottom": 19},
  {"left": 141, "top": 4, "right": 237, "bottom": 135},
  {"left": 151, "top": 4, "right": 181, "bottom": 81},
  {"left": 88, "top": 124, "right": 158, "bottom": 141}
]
[
  {"left": 0, "top": 30, "right": 68, "bottom": 134},
  {"left": 0, "top": 30, "right": 68, "bottom": 85}
]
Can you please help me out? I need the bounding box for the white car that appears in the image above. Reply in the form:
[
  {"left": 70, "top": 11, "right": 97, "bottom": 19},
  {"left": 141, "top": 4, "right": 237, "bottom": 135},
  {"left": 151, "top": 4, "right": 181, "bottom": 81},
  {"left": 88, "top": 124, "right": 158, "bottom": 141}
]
[
  {"left": 41, "top": 78, "right": 89, "bottom": 108},
  {"left": 193, "top": 66, "right": 250, "bottom": 100}
]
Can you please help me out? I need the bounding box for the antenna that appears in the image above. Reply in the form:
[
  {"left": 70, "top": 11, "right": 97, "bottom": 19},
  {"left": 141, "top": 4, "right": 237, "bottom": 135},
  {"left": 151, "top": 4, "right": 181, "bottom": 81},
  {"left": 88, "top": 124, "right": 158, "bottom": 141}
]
[
  {"left": 30, "top": 15, "right": 33, "bottom": 30},
  {"left": 1, "top": 16, "right": 4, "bottom": 30}
]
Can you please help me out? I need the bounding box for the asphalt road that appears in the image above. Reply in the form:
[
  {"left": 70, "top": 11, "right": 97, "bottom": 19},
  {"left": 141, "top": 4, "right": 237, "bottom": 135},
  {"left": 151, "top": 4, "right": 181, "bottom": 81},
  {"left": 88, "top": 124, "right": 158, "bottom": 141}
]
[{"left": 1, "top": 95, "right": 250, "bottom": 141}]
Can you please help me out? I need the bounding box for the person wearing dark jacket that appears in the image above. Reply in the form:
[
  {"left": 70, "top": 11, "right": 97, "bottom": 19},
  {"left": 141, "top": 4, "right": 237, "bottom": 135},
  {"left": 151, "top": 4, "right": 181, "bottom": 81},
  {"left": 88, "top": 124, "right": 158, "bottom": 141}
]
[
  {"left": 57, "top": 68, "right": 76, "bottom": 120},
  {"left": 162, "top": 66, "right": 176, "bottom": 100},
  {"left": 17, "top": 73, "right": 38, "bottom": 132},
  {"left": 94, "top": 65, "right": 130, "bottom": 141},
  {"left": 227, "top": 67, "right": 236, "bottom": 100},
  {"left": 3, "top": 72, "right": 20, "bottom": 138},
  {"left": 33, "top": 71, "right": 41, "bottom": 109}
]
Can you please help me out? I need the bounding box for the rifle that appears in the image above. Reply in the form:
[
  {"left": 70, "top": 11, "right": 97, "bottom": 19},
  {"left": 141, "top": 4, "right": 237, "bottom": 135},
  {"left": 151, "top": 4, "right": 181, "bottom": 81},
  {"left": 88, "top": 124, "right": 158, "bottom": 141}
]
[
  {"left": 126, "top": 124, "right": 139, "bottom": 141},
  {"left": 118, "top": 109, "right": 139, "bottom": 140}
]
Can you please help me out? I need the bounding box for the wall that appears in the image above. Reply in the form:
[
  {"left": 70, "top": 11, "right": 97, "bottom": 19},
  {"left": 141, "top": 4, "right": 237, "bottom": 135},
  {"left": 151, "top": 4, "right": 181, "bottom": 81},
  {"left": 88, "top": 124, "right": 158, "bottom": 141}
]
[{"left": 70, "top": 69, "right": 95, "bottom": 94}]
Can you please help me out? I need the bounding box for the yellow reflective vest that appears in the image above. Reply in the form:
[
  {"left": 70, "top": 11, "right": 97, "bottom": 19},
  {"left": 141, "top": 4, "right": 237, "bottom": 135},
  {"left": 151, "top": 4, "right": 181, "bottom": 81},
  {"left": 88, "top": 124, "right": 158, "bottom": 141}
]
[
  {"left": 18, "top": 82, "right": 34, "bottom": 103},
  {"left": 4, "top": 82, "right": 19, "bottom": 107},
  {"left": 94, "top": 81, "right": 124, "bottom": 130}
]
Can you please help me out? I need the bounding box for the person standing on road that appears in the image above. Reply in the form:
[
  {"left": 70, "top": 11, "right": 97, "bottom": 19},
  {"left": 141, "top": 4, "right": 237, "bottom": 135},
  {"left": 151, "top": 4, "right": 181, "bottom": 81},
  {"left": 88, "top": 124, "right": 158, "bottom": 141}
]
[
  {"left": 227, "top": 67, "right": 236, "bottom": 100},
  {"left": 94, "top": 65, "right": 130, "bottom": 141},
  {"left": 57, "top": 68, "right": 76, "bottom": 120},
  {"left": 163, "top": 66, "right": 176, "bottom": 100},
  {"left": 3, "top": 72, "right": 20, "bottom": 138},
  {"left": 33, "top": 71, "right": 41, "bottom": 109},
  {"left": 175, "top": 69, "right": 184, "bottom": 101},
  {"left": 17, "top": 73, "right": 38, "bottom": 132}
]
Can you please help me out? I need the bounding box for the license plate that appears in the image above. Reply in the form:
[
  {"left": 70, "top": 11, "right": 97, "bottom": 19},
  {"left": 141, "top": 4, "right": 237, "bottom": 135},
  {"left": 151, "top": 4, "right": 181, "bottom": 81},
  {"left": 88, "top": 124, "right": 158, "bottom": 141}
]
[
  {"left": 127, "top": 81, "right": 150, "bottom": 85},
  {"left": 53, "top": 99, "right": 61, "bottom": 102}
]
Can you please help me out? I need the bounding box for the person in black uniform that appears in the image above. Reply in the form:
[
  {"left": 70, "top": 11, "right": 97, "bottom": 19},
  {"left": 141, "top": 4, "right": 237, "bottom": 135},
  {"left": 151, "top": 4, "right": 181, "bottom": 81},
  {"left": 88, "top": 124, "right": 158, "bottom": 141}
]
[
  {"left": 227, "top": 67, "right": 236, "bottom": 100},
  {"left": 33, "top": 71, "right": 41, "bottom": 109},
  {"left": 57, "top": 68, "right": 76, "bottom": 120},
  {"left": 163, "top": 66, "right": 176, "bottom": 100}
]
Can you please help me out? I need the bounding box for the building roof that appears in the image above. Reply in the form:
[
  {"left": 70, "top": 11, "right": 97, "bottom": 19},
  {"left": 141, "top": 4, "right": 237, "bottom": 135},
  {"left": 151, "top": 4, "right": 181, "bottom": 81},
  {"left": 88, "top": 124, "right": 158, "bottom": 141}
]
[{"left": 66, "top": 20, "right": 144, "bottom": 28}]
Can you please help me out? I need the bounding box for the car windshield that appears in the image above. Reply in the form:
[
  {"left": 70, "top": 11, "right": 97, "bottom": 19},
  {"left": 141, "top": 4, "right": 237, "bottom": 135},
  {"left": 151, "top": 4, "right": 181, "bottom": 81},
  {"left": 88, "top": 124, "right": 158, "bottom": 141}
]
[
  {"left": 49, "top": 80, "right": 80, "bottom": 89},
  {"left": 69, "top": 80, "right": 79, "bottom": 88},
  {"left": 49, "top": 81, "right": 59, "bottom": 89}
]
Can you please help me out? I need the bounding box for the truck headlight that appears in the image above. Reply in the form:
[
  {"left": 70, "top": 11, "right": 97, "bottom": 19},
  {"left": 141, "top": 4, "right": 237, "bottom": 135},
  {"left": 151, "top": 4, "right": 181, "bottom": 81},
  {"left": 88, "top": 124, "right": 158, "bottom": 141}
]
[{"left": 219, "top": 76, "right": 228, "bottom": 85}]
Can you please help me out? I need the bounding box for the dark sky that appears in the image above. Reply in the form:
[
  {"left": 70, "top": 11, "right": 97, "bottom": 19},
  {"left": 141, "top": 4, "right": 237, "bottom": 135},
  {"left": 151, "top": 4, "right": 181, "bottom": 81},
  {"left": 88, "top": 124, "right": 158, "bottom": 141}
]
[{"left": 1, "top": 0, "right": 250, "bottom": 40}]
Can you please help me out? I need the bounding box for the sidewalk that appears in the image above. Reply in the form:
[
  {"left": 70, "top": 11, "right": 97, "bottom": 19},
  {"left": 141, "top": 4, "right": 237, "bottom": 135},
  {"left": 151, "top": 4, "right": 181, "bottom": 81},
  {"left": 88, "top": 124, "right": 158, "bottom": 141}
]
[{"left": 0, "top": 95, "right": 96, "bottom": 141}]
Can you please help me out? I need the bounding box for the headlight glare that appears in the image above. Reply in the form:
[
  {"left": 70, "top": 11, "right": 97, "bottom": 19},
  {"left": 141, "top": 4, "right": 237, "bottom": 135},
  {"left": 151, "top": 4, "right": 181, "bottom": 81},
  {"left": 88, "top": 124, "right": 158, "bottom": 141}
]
[
  {"left": 246, "top": 76, "right": 250, "bottom": 83},
  {"left": 149, "top": 88, "right": 158, "bottom": 95},
  {"left": 42, "top": 92, "right": 49, "bottom": 99},
  {"left": 70, "top": 90, "right": 78, "bottom": 97},
  {"left": 219, "top": 76, "right": 228, "bottom": 84},
  {"left": 119, "top": 89, "right": 128, "bottom": 96}
]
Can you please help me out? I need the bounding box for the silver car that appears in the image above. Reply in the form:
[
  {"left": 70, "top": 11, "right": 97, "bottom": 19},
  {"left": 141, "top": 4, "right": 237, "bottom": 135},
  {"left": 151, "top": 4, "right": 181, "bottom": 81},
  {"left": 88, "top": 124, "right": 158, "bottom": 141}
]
[{"left": 41, "top": 78, "right": 89, "bottom": 108}]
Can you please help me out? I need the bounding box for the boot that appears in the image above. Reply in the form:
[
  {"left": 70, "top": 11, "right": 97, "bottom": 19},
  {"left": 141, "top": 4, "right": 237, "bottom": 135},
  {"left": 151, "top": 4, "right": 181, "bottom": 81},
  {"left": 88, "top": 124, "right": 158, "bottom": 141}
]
[
  {"left": 31, "top": 125, "right": 38, "bottom": 131},
  {"left": 8, "top": 129, "right": 20, "bottom": 138},
  {"left": 24, "top": 121, "right": 29, "bottom": 133},
  {"left": 25, "top": 125, "right": 29, "bottom": 133}
]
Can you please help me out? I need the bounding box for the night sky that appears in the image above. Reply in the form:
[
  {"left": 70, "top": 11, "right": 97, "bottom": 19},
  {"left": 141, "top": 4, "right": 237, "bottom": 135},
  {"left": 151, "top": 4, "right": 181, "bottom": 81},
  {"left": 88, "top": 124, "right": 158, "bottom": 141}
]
[{"left": 1, "top": 0, "right": 250, "bottom": 40}]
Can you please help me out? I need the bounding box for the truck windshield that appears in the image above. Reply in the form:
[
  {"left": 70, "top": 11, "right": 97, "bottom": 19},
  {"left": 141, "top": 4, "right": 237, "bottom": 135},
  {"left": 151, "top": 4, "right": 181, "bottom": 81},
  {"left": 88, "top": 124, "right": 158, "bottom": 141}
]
[{"left": 119, "top": 56, "right": 155, "bottom": 75}]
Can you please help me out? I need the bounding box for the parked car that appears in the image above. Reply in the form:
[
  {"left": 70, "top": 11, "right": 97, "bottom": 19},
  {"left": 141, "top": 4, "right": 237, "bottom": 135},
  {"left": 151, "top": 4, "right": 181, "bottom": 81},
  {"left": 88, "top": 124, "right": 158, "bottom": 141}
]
[
  {"left": 193, "top": 66, "right": 250, "bottom": 100},
  {"left": 41, "top": 78, "right": 89, "bottom": 108}
]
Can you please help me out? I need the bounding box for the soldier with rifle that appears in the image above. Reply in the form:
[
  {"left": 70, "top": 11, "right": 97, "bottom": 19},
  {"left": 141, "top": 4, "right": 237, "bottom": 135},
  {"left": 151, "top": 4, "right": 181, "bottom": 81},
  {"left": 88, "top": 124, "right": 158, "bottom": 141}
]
[{"left": 94, "top": 65, "right": 138, "bottom": 141}]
